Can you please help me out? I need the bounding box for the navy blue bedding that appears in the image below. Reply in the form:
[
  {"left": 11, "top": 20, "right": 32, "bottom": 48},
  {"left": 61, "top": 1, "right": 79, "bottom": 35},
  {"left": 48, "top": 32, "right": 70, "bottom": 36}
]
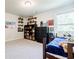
[{"left": 46, "top": 37, "right": 68, "bottom": 57}]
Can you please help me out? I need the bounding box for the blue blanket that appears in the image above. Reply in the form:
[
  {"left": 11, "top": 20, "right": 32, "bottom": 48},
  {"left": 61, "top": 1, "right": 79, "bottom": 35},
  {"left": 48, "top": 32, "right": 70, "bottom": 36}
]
[{"left": 47, "top": 37, "right": 68, "bottom": 57}]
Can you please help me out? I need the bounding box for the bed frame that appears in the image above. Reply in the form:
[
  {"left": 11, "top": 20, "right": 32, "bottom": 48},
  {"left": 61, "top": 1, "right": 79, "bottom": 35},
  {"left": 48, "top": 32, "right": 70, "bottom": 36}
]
[
  {"left": 43, "top": 37, "right": 58, "bottom": 59},
  {"left": 43, "top": 37, "right": 74, "bottom": 59}
]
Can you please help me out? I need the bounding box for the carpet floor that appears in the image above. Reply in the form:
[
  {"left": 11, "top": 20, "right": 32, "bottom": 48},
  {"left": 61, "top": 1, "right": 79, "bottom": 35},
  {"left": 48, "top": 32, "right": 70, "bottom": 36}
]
[{"left": 5, "top": 39, "right": 43, "bottom": 59}]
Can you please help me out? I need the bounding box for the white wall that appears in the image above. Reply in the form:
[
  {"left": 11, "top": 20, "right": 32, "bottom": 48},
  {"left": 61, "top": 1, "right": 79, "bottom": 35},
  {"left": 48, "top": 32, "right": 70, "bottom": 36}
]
[
  {"left": 24, "top": 4, "right": 74, "bottom": 29},
  {"left": 34, "top": 11, "right": 56, "bottom": 27},
  {"left": 5, "top": 4, "right": 73, "bottom": 42},
  {"left": 5, "top": 12, "right": 26, "bottom": 42},
  {"left": 24, "top": 18, "right": 28, "bottom": 25},
  {"left": 35, "top": 5, "right": 74, "bottom": 32}
]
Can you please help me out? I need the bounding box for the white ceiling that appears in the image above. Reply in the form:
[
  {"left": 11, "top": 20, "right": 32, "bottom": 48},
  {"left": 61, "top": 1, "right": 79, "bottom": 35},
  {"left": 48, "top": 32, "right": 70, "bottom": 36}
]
[{"left": 5, "top": 0, "right": 74, "bottom": 17}]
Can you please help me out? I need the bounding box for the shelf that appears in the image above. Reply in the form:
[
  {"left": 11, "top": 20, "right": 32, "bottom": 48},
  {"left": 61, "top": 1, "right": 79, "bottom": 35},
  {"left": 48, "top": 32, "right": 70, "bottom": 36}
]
[
  {"left": 24, "top": 16, "right": 37, "bottom": 40},
  {"left": 18, "top": 17, "right": 24, "bottom": 32}
]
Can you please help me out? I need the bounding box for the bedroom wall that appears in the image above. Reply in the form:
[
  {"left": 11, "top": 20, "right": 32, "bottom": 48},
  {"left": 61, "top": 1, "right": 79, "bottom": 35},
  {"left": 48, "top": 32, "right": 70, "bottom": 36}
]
[
  {"left": 5, "top": 12, "right": 26, "bottom": 42},
  {"left": 34, "top": 4, "right": 74, "bottom": 37},
  {"left": 34, "top": 11, "right": 56, "bottom": 27},
  {"left": 35, "top": 5, "right": 74, "bottom": 30}
]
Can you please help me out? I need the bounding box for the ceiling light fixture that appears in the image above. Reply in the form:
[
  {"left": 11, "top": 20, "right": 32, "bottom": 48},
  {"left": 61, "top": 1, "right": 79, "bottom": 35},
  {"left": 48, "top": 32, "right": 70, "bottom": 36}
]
[{"left": 25, "top": 0, "right": 31, "bottom": 7}]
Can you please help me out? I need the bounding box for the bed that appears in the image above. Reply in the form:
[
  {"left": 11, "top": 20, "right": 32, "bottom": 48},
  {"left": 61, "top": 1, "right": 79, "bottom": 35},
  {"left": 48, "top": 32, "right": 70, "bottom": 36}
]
[
  {"left": 43, "top": 37, "right": 74, "bottom": 59},
  {"left": 43, "top": 37, "right": 73, "bottom": 59},
  {"left": 46, "top": 37, "right": 68, "bottom": 57}
]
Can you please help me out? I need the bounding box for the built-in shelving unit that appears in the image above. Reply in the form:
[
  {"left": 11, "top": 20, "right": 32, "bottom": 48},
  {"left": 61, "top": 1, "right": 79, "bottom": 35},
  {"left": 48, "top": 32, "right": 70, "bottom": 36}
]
[
  {"left": 18, "top": 17, "right": 24, "bottom": 32},
  {"left": 24, "top": 16, "right": 37, "bottom": 40}
]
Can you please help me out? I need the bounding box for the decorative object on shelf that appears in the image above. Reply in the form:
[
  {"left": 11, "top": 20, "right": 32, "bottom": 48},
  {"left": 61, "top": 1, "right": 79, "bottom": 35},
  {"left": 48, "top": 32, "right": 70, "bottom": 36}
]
[
  {"left": 48, "top": 19, "right": 54, "bottom": 33},
  {"left": 40, "top": 21, "right": 43, "bottom": 27},
  {"left": 28, "top": 16, "right": 37, "bottom": 20},
  {"left": 48, "top": 19, "right": 54, "bottom": 26},
  {"left": 18, "top": 17, "right": 24, "bottom": 32},
  {"left": 24, "top": 16, "right": 37, "bottom": 40},
  {"left": 49, "top": 27, "right": 54, "bottom": 33}
]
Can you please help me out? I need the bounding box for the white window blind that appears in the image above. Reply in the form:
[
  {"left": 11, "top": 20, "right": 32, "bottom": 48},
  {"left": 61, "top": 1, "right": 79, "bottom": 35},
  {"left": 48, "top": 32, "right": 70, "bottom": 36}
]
[{"left": 56, "top": 12, "right": 74, "bottom": 31}]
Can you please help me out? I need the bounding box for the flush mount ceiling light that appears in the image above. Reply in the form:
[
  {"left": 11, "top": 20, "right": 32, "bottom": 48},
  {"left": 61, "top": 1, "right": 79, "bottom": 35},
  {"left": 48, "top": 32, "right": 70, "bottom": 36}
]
[{"left": 25, "top": 0, "right": 31, "bottom": 7}]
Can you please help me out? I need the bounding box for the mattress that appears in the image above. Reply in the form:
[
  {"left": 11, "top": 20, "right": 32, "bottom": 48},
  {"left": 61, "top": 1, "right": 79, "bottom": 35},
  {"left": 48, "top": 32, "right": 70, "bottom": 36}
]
[
  {"left": 46, "top": 37, "right": 68, "bottom": 57},
  {"left": 46, "top": 45, "right": 68, "bottom": 57}
]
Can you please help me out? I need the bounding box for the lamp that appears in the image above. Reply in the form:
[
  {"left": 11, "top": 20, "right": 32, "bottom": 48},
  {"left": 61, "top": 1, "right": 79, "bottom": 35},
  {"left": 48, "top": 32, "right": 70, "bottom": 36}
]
[{"left": 25, "top": 1, "right": 31, "bottom": 7}]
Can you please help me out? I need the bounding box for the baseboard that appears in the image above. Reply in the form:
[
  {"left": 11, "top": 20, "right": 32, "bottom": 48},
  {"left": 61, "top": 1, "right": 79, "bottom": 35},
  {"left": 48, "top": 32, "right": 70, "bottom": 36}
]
[{"left": 5, "top": 38, "right": 23, "bottom": 42}]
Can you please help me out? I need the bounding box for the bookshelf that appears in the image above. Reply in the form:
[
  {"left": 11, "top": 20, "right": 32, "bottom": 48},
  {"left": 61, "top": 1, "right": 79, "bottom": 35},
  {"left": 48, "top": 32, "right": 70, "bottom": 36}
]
[
  {"left": 24, "top": 16, "right": 37, "bottom": 40},
  {"left": 18, "top": 17, "right": 24, "bottom": 32}
]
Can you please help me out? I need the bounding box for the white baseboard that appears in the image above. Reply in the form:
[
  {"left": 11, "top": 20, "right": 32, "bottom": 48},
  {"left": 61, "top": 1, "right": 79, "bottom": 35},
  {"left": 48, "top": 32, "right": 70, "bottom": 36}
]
[{"left": 5, "top": 38, "right": 24, "bottom": 42}]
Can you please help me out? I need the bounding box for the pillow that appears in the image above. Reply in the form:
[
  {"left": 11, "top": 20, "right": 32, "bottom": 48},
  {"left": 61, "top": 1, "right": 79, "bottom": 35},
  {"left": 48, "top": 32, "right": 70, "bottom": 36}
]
[
  {"left": 59, "top": 42, "right": 68, "bottom": 53},
  {"left": 47, "top": 37, "right": 66, "bottom": 48},
  {"left": 56, "top": 32, "right": 64, "bottom": 37}
]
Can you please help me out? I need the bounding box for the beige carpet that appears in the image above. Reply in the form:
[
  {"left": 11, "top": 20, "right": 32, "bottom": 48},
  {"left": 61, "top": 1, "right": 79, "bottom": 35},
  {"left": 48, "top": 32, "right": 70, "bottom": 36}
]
[{"left": 5, "top": 39, "right": 43, "bottom": 59}]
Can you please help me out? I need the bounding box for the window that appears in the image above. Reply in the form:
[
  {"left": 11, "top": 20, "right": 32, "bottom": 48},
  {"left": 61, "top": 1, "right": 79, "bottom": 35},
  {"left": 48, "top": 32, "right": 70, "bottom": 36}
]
[{"left": 56, "top": 12, "right": 74, "bottom": 32}]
